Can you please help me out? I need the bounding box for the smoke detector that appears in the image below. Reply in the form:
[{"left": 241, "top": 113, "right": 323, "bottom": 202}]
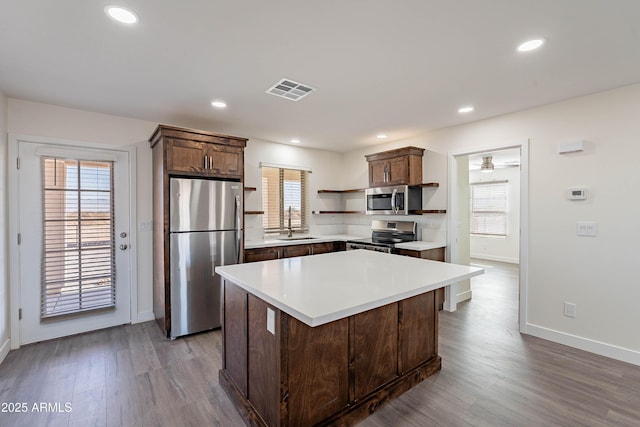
[{"left": 266, "top": 78, "right": 315, "bottom": 101}]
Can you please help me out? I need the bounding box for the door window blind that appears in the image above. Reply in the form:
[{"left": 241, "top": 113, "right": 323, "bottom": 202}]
[
  {"left": 470, "top": 180, "right": 508, "bottom": 236},
  {"left": 261, "top": 166, "right": 308, "bottom": 233},
  {"left": 41, "top": 157, "right": 116, "bottom": 319}
]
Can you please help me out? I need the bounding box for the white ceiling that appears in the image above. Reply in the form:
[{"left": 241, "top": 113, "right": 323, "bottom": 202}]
[{"left": 1, "top": 1, "right": 639, "bottom": 152}]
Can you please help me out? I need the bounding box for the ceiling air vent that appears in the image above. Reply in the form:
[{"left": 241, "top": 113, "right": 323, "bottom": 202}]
[{"left": 266, "top": 78, "right": 315, "bottom": 101}]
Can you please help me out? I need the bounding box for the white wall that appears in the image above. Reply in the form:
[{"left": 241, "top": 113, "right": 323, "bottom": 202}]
[
  {"left": 427, "top": 83, "right": 640, "bottom": 362},
  {"left": 469, "top": 165, "right": 520, "bottom": 263},
  {"left": 0, "top": 90, "right": 9, "bottom": 362},
  {"left": 7, "top": 99, "right": 157, "bottom": 322}
]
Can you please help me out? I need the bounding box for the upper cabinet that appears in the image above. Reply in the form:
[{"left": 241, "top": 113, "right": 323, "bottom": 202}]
[
  {"left": 150, "top": 125, "right": 248, "bottom": 179},
  {"left": 365, "top": 146, "right": 424, "bottom": 187}
]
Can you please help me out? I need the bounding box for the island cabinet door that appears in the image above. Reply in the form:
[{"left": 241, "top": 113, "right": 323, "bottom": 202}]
[
  {"left": 286, "top": 317, "right": 349, "bottom": 426},
  {"left": 224, "top": 283, "right": 248, "bottom": 396},
  {"left": 352, "top": 303, "right": 399, "bottom": 400},
  {"left": 247, "top": 296, "right": 281, "bottom": 427},
  {"left": 398, "top": 292, "right": 437, "bottom": 373}
]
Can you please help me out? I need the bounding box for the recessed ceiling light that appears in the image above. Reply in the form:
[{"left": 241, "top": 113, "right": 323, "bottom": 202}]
[
  {"left": 290, "top": 138, "right": 300, "bottom": 144},
  {"left": 458, "top": 106, "right": 474, "bottom": 113},
  {"left": 377, "top": 134, "right": 388, "bottom": 139},
  {"left": 104, "top": 5, "right": 138, "bottom": 24},
  {"left": 211, "top": 100, "right": 227, "bottom": 109},
  {"left": 517, "top": 38, "right": 545, "bottom": 52}
]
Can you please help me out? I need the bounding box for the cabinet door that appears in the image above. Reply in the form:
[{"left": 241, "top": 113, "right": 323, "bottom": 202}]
[
  {"left": 395, "top": 247, "right": 445, "bottom": 262},
  {"left": 208, "top": 144, "right": 243, "bottom": 178},
  {"left": 368, "top": 159, "right": 388, "bottom": 187},
  {"left": 398, "top": 292, "right": 436, "bottom": 373},
  {"left": 311, "top": 242, "right": 337, "bottom": 255},
  {"left": 387, "top": 156, "right": 409, "bottom": 185},
  {"left": 244, "top": 247, "right": 281, "bottom": 262},
  {"left": 282, "top": 244, "right": 312, "bottom": 258},
  {"left": 167, "top": 138, "right": 207, "bottom": 174}
]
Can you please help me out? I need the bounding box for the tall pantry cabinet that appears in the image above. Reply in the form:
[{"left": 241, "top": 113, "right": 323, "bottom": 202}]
[{"left": 149, "top": 124, "right": 248, "bottom": 337}]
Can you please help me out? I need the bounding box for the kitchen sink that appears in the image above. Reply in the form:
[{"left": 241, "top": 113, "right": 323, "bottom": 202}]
[{"left": 276, "top": 237, "right": 318, "bottom": 241}]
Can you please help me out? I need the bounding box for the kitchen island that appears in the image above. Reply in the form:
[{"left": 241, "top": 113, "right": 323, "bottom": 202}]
[{"left": 216, "top": 250, "right": 483, "bottom": 426}]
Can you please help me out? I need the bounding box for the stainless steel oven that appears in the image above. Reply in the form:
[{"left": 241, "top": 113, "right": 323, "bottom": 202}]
[
  {"left": 346, "top": 220, "right": 417, "bottom": 253},
  {"left": 365, "top": 185, "right": 422, "bottom": 215}
]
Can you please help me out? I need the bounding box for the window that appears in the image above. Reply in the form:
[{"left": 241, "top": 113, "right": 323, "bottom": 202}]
[
  {"left": 262, "top": 166, "right": 308, "bottom": 234},
  {"left": 470, "top": 180, "right": 508, "bottom": 236},
  {"left": 41, "top": 157, "right": 116, "bottom": 318}
]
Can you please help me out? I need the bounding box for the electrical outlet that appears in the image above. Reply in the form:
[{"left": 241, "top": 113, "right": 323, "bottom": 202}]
[
  {"left": 564, "top": 302, "right": 576, "bottom": 318},
  {"left": 266, "top": 308, "right": 275, "bottom": 334},
  {"left": 576, "top": 222, "right": 597, "bottom": 237}
]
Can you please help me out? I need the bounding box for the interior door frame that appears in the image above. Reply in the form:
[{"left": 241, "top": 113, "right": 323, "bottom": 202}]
[
  {"left": 8, "top": 134, "right": 138, "bottom": 349},
  {"left": 446, "top": 138, "right": 529, "bottom": 334}
]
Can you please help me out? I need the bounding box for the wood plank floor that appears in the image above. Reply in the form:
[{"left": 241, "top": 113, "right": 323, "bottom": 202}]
[{"left": 1, "top": 259, "right": 639, "bottom": 426}]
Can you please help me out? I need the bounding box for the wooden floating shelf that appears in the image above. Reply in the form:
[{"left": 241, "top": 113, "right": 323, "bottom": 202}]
[
  {"left": 416, "top": 182, "right": 440, "bottom": 188},
  {"left": 312, "top": 210, "right": 365, "bottom": 215},
  {"left": 244, "top": 186, "right": 257, "bottom": 192},
  {"left": 244, "top": 211, "right": 264, "bottom": 215},
  {"left": 317, "top": 188, "right": 365, "bottom": 194}
]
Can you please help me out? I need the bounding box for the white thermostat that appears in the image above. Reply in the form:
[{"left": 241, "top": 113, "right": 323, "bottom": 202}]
[{"left": 567, "top": 188, "right": 587, "bottom": 200}]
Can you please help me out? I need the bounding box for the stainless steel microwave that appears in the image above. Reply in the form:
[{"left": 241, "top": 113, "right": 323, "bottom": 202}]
[{"left": 365, "top": 185, "right": 422, "bottom": 215}]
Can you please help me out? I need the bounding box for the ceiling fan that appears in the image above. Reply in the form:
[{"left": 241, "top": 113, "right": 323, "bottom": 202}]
[{"left": 469, "top": 155, "right": 520, "bottom": 173}]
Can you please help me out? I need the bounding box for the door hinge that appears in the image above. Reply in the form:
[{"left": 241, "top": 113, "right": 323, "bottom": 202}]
[
  {"left": 18, "top": 309, "right": 22, "bottom": 320},
  {"left": 16, "top": 157, "right": 20, "bottom": 169},
  {"left": 17, "top": 233, "right": 21, "bottom": 245}
]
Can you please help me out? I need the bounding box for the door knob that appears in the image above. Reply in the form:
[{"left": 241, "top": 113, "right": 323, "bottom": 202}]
[{"left": 120, "top": 244, "right": 128, "bottom": 250}]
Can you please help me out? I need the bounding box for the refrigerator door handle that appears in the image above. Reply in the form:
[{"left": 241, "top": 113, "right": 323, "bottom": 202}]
[{"left": 235, "top": 194, "right": 242, "bottom": 263}]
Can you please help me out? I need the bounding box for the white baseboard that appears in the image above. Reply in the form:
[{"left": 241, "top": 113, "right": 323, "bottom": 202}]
[
  {"left": 0, "top": 338, "right": 10, "bottom": 366},
  {"left": 526, "top": 323, "right": 640, "bottom": 366},
  {"left": 133, "top": 310, "right": 155, "bottom": 324},
  {"left": 470, "top": 253, "right": 519, "bottom": 264},
  {"left": 456, "top": 289, "right": 472, "bottom": 303}
]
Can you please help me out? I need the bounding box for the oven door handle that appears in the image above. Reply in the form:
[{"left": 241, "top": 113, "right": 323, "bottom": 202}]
[{"left": 391, "top": 188, "right": 398, "bottom": 214}]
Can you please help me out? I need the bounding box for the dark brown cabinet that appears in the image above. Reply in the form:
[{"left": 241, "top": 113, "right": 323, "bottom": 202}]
[
  {"left": 221, "top": 282, "right": 440, "bottom": 427},
  {"left": 244, "top": 241, "right": 346, "bottom": 262},
  {"left": 394, "top": 247, "right": 445, "bottom": 262},
  {"left": 149, "top": 124, "right": 248, "bottom": 337},
  {"left": 365, "top": 146, "right": 424, "bottom": 187},
  {"left": 166, "top": 134, "right": 244, "bottom": 178},
  {"left": 394, "top": 246, "right": 446, "bottom": 310}
]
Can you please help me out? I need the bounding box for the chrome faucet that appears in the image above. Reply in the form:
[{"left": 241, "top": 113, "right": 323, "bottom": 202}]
[{"left": 287, "top": 206, "right": 293, "bottom": 237}]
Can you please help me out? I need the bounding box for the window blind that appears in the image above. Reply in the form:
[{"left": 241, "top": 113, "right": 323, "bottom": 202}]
[
  {"left": 41, "top": 157, "right": 116, "bottom": 319},
  {"left": 470, "top": 180, "right": 508, "bottom": 236},
  {"left": 262, "top": 166, "right": 308, "bottom": 233}
]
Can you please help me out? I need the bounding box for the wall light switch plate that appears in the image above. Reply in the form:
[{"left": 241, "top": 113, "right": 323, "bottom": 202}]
[
  {"left": 266, "top": 308, "right": 275, "bottom": 335},
  {"left": 576, "top": 222, "right": 597, "bottom": 237},
  {"left": 564, "top": 302, "right": 577, "bottom": 318}
]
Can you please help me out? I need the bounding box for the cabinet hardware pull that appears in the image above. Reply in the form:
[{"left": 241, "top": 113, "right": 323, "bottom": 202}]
[
  {"left": 209, "top": 156, "right": 213, "bottom": 170},
  {"left": 203, "top": 156, "right": 208, "bottom": 169}
]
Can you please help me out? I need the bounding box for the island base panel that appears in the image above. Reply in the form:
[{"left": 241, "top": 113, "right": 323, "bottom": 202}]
[{"left": 220, "top": 281, "right": 442, "bottom": 426}]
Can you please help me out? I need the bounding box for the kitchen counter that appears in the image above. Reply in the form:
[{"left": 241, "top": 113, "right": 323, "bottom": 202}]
[
  {"left": 245, "top": 234, "right": 446, "bottom": 251},
  {"left": 244, "top": 233, "right": 360, "bottom": 249},
  {"left": 217, "top": 250, "right": 483, "bottom": 426},
  {"left": 394, "top": 240, "right": 446, "bottom": 251},
  {"left": 216, "top": 249, "right": 480, "bottom": 327}
]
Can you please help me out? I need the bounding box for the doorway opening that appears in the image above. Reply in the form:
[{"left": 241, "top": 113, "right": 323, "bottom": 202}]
[{"left": 447, "top": 140, "right": 529, "bottom": 333}]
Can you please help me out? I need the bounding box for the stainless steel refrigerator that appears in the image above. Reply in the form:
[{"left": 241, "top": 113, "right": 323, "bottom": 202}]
[{"left": 169, "top": 177, "right": 242, "bottom": 338}]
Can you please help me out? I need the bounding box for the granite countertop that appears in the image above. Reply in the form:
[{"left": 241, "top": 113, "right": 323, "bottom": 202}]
[{"left": 216, "top": 250, "right": 482, "bottom": 327}]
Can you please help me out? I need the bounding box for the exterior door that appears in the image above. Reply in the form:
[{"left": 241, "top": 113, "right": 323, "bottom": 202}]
[{"left": 16, "top": 141, "right": 131, "bottom": 344}]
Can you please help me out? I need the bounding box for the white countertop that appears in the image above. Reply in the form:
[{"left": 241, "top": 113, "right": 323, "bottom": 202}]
[
  {"left": 216, "top": 250, "right": 482, "bottom": 327},
  {"left": 394, "top": 241, "right": 446, "bottom": 251},
  {"left": 244, "top": 234, "right": 361, "bottom": 249},
  {"left": 245, "top": 234, "right": 446, "bottom": 250}
]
